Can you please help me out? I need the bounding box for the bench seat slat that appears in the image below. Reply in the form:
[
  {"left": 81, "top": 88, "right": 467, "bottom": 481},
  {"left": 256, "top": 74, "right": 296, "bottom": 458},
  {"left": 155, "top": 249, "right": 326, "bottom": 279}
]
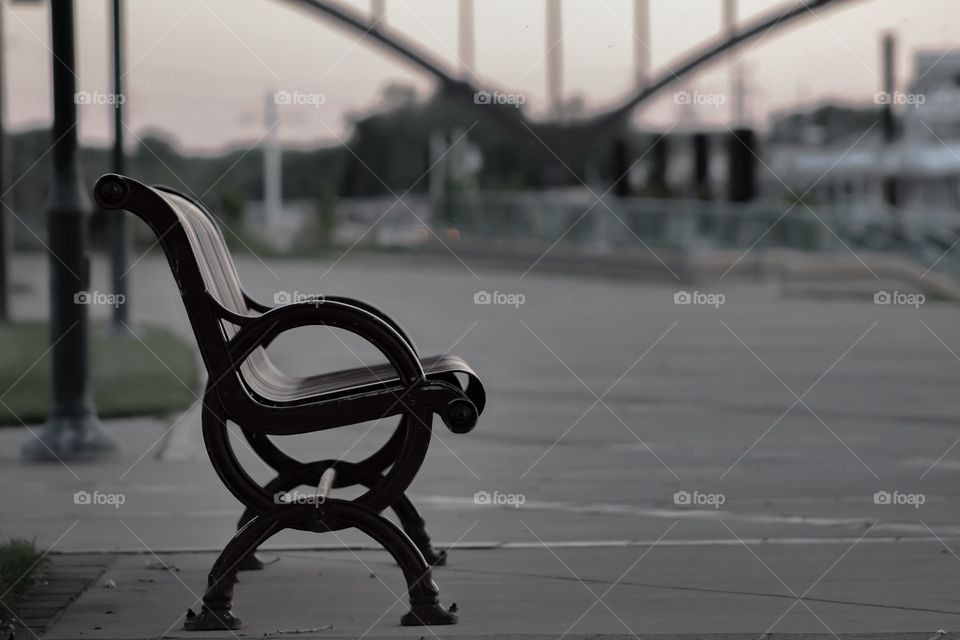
[{"left": 241, "top": 354, "right": 484, "bottom": 407}]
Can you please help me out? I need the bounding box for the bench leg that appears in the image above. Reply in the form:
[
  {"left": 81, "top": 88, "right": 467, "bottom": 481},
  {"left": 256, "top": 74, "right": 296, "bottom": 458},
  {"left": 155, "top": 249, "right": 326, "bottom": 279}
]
[
  {"left": 183, "top": 507, "right": 293, "bottom": 631},
  {"left": 235, "top": 461, "right": 447, "bottom": 569},
  {"left": 234, "top": 508, "right": 266, "bottom": 571},
  {"left": 185, "top": 501, "right": 457, "bottom": 631},
  {"left": 390, "top": 492, "right": 447, "bottom": 567},
  {"left": 322, "top": 500, "right": 457, "bottom": 626}
]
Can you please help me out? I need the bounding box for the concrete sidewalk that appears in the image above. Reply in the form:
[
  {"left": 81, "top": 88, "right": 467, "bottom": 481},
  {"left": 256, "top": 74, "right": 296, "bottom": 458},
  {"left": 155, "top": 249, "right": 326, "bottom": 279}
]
[
  {"left": 6, "top": 251, "right": 960, "bottom": 637},
  {"left": 37, "top": 542, "right": 960, "bottom": 638}
]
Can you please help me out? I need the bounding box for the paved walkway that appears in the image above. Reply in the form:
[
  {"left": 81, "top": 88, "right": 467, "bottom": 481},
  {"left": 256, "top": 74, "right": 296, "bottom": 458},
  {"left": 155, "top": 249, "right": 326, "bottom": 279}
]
[
  {"left": 39, "top": 545, "right": 960, "bottom": 638},
  {"left": 3, "top": 251, "right": 960, "bottom": 637}
]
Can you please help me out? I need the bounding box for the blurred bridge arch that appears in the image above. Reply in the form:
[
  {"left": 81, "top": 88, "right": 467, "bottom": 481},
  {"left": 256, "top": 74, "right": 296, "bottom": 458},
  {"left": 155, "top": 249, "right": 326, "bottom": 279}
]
[{"left": 285, "top": 0, "right": 866, "bottom": 136}]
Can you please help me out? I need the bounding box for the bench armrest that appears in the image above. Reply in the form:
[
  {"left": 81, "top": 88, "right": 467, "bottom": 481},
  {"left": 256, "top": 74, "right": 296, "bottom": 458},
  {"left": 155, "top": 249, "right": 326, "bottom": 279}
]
[
  {"left": 241, "top": 292, "right": 418, "bottom": 354},
  {"left": 225, "top": 299, "right": 425, "bottom": 386},
  {"left": 317, "top": 296, "right": 418, "bottom": 354}
]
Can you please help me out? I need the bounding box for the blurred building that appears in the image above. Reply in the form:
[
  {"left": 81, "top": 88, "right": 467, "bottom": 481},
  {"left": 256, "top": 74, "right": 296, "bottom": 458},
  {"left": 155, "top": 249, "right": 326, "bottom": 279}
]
[{"left": 764, "top": 50, "right": 960, "bottom": 218}]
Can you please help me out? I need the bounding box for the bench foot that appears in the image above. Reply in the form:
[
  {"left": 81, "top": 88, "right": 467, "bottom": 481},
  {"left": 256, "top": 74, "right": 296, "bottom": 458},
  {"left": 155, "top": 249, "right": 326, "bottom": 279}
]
[
  {"left": 200, "top": 501, "right": 456, "bottom": 630},
  {"left": 401, "top": 602, "right": 458, "bottom": 626},
  {"left": 183, "top": 607, "right": 242, "bottom": 631},
  {"left": 186, "top": 507, "right": 299, "bottom": 632},
  {"left": 422, "top": 547, "right": 448, "bottom": 567}
]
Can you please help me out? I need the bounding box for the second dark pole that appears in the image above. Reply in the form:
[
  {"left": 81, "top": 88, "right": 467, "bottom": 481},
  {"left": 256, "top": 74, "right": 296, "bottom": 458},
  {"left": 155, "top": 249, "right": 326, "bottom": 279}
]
[{"left": 109, "top": 0, "right": 130, "bottom": 328}]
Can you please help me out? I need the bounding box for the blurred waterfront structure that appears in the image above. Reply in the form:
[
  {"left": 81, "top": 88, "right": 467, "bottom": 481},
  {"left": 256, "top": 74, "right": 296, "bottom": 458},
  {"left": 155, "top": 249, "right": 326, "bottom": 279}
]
[{"left": 766, "top": 50, "right": 960, "bottom": 216}]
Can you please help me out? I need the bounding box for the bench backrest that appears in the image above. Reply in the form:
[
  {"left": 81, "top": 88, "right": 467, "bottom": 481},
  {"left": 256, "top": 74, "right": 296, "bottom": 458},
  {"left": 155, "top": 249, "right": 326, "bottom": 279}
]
[
  {"left": 158, "top": 190, "right": 247, "bottom": 321},
  {"left": 94, "top": 175, "right": 286, "bottom": 400},
  {"left": 157, "top": 189, "right": 293, "bottom": 399}
]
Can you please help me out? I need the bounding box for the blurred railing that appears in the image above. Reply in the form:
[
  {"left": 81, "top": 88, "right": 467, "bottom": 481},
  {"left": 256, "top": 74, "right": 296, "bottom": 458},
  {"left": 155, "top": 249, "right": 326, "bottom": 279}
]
[
  {"left": 329, "top": 190, "right": 960, "bottom": 280},
  {"left": 439, "top": 191, "right": 830, "bottom": 251},
  {"left": 827, "top": 204, "right": 960, "bottom": 278}
]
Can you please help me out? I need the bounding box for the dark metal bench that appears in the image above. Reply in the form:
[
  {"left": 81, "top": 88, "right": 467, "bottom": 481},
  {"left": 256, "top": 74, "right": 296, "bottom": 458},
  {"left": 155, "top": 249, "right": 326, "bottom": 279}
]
[{"left": 94, "top": 174, "right": 486, "bottom": 631}]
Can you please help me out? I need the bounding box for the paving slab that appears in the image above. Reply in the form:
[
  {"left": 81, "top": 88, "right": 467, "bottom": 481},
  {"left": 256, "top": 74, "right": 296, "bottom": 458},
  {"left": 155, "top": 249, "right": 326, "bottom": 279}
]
[{"left": 8, "top": 554, "right": 113, "bottom": 640}]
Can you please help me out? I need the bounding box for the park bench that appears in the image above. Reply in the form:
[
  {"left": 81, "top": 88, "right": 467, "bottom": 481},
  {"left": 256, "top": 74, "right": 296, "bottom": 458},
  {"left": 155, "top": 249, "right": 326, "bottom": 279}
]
[{"left": 93, "top": 174, "right": 487, "bottom": 631}]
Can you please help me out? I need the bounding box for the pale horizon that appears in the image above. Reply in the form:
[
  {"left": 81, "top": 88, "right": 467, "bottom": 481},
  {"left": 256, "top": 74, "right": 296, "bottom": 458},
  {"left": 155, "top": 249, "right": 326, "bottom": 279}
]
[{"left": 6, "top": 0, "right": 960, "bottom": 153}]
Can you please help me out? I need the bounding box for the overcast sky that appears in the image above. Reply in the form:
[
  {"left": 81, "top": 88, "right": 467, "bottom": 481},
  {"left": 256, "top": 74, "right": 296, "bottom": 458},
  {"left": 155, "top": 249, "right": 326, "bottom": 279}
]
[{"left": 5, "top": 0, "right": 960, "bottom": 153}]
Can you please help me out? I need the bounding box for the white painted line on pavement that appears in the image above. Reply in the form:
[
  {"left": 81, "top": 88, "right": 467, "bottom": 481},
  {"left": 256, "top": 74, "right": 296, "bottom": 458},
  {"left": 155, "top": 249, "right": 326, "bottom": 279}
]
[
  {"left": 415, "top": 494, "right": 955, "bottom": 536},
  {"left": 48, "top": 533, "right": 960, "bottom": 556}
]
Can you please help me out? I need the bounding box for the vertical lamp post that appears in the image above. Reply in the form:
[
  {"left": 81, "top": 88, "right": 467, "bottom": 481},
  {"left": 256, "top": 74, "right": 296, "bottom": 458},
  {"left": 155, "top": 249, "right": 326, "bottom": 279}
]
[
  {"left": 545, "top": 0, "right": 563, "bottom": 119},
  {"left": 0, "top": 2, "right": 10, "bottom": 322},
  {"left": 109, "top": 0, "right": 129, "bottom": 329},
  {"left": 23, "top": 0, "right": 118, "bottom": 461},
  {"left": 457, "top": 0, "right": 475, "bottom": 82},
  {"left": 880, "top": 33, "right": 905, "bottom": 248},
  {"left": 633, "top": 0, "right": 649, "bottom": 89}
]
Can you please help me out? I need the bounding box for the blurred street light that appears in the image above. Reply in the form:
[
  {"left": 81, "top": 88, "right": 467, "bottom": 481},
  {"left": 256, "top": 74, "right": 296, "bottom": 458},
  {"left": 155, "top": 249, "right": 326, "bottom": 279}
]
[
  {"left": 23, "top": 0, "right": 118, "bottom": 462},
  {"left": 0, "top": 3, "right": 11, "bottom": 323}
]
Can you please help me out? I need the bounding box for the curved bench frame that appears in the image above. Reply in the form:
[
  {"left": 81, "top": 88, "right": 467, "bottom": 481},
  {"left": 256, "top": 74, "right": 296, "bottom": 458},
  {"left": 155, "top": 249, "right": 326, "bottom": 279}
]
[
  {"left": 168, "top": 185, "right": 485, "bottom": 568},
  {"left": 94, "top": 174, "right": 486, "bottom": 630},
  {"left": 237, "top": 415, "right": 451, "bottom": 567}
]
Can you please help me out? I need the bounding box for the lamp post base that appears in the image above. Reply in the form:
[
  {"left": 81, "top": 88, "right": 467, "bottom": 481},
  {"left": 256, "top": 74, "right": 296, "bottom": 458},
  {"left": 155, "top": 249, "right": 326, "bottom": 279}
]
[{"left": 22, "top": 413, "right": 120, "bottom": 462}]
